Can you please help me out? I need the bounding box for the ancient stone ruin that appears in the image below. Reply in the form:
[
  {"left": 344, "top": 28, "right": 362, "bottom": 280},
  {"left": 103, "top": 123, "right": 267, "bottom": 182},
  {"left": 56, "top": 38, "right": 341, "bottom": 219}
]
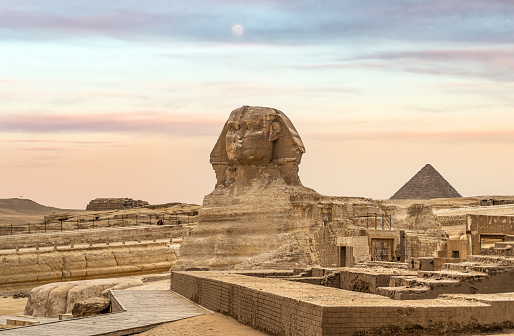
[
  {"left": 175, "top": 106, "right": 444, "bottom": 270},
  {"left": 390, "top": 163, "right": 462, "bottom": 200},
  {"left": 85, "top": 198, "right": 149, "bottom": 211}
]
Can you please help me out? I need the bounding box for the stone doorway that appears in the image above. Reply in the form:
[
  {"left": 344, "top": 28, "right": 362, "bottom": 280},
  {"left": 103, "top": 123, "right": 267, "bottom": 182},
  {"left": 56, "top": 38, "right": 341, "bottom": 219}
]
[
  {"left": 371, "top": 239, "right": 393, "bottom": 261},
  {"left": 337, "top": 246, "right": 354, "bottom": 267}
]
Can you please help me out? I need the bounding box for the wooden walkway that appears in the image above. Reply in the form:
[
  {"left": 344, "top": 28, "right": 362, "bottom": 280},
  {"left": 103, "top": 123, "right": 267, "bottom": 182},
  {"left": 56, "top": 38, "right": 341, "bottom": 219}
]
[{"left": 0, "top": 290, "right": 208, "bottom": 336}]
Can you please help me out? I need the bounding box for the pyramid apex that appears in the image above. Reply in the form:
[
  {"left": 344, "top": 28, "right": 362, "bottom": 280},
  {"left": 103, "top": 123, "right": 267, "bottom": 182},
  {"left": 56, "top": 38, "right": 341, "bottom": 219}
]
[{"left": 390, "top": 164, "right": 461, "bottom": 200}]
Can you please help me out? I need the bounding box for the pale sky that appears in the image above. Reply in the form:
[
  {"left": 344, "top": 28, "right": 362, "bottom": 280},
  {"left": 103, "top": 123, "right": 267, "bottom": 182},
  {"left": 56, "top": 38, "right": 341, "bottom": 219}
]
[{"left": 1, "top": 1, "right": 513, "bottom": 209}]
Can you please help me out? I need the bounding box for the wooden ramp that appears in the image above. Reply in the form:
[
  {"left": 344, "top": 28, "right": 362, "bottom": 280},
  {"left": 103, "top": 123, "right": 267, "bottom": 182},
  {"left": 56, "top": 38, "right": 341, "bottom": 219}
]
[{"left": 0, "top": 290, "right": 208, "bottom": 336}]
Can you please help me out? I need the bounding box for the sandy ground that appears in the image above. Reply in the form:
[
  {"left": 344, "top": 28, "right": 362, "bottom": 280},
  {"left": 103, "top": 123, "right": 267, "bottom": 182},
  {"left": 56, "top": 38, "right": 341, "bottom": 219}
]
[
  {"left": 137, "top": 313, "right": 268, "bottom": 336},
  {"left": 0, "top": 297, "right": 27, "bottom": 316}
]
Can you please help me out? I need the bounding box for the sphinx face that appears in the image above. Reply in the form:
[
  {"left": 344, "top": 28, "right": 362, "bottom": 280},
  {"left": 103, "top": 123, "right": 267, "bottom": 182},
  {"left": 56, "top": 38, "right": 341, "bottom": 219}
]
[{"left": 225, "top": 111, "right": 275, "bottom": 164}]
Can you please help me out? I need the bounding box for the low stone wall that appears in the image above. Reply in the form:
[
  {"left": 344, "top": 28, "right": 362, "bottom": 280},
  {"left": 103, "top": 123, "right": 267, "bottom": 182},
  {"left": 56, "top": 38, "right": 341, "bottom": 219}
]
[
  {"left": 339, "top": 269, "right": 405, "bottom": 294},
  {"left": 171, "top": 271, "right": 514, "bottom": 336},
  {"left": 437, "top": 215, "right": 467, "bottom": 226},
  {"left": 86, "top": 198, "right": 149, "bottom": 211},
  {"left": 1, "top": 243, "right": 176, "bottom": 288},
  {"left": 0, "top": 225, "right": 180, "bottom": 250}
]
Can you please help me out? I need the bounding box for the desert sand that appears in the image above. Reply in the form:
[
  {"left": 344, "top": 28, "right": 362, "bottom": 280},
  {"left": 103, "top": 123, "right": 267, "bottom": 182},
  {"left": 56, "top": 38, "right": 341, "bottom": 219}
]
[
  {"left": 138, "top": 313, "right": 268, "bottom": 336},
  {"left": 0, "top": 297, "right": 27, "bottom": 316}
]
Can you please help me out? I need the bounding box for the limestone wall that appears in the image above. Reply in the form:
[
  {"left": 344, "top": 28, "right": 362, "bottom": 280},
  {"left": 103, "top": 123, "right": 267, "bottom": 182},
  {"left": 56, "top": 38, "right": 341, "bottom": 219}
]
[
  {"left": 171, "top": 271, "right": 324, "bottom": 335},
  {"left": 85, "top": 198, "right": 149, "bottom": 211},
  {"left": 0, "top": 225, "right": 180, "bottom": 250},
  {"left": 437, "top": 215, "right": 467, "bottom": 226},
  {"left": 0, "top": 243, "right": 176, "bottom": 288},
  {"left": 468, "top": 214, "right": 514, "bottom": 255},
  {"left": 170, "top": 271, "right": 514, "bottom": 336},
  {"left": 406, "top": 230, "right": 442, "bottom": 258}
]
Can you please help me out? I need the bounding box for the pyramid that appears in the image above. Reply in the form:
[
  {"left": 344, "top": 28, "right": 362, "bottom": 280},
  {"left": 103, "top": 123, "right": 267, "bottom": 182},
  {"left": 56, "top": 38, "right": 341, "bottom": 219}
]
[{"left": 390, "top": 164, "right": 461, "bottom": 200}]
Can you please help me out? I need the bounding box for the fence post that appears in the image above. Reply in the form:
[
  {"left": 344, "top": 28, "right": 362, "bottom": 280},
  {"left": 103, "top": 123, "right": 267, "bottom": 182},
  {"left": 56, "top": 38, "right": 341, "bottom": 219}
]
[
  {"left": 28, "top": 223, "right": 30, "bottom": 234},
  {"left": 10, "top": 223, "right": 13, "bottom": 235},
  {"left": 60, "top": 220, "right": 63, "bottom": 232},
  {"left": 45, "top": 222, "right": 47, "bottom": 233}
]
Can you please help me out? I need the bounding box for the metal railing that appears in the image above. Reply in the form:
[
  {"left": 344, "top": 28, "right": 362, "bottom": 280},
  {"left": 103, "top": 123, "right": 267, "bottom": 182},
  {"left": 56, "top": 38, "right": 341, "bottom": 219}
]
[{"left": 0, "top": 212, "right": 198, "bottom": 236}]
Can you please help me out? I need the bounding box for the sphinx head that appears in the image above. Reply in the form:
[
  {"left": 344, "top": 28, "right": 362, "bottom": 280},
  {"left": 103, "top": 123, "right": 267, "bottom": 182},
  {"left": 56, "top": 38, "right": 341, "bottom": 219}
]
[
  {"left": 210, "top": 106, "right": 305, "bottom": 187},
  {"left": 225, "top": 107, "right": 282, "bottom": 164}
]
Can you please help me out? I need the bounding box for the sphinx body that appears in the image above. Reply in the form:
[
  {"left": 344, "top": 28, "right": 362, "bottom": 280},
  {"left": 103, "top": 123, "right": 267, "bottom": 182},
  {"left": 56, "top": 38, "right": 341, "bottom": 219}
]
[{"left": 176, "top": 106, "right": 377, "bottom": 270}]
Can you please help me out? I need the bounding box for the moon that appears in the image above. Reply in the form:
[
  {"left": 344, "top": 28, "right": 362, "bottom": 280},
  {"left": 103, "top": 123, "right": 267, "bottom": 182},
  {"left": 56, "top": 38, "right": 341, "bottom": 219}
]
[{"left": 231, "top": 25, "right": 244, "bottom": 37}]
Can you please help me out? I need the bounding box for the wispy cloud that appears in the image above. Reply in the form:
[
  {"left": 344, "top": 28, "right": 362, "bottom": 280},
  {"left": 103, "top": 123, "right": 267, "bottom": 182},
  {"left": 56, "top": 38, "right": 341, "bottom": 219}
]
[
  {"left": 365, "top": 48, "right": 514, "bottom": 82},
  {"left": 20, "top": 147, "right": 65, "bottom": 151},
  {"left": 1, "top": 0, "right": 513, "bottom": 44},
  {"left": 311, "top": 129, "right": 514, "bottom": 143},
  {"left": 32, "top": 155, "right": 61, "bottom": 161},
  {"left": 0, "top": 112, "right": 223, "bottom": 136},
  {"left": 294, "top": 47, "right": 514, "bottom": 82},
  {"left": 3, "top": 139, "right": 116, "bottom": 144}
]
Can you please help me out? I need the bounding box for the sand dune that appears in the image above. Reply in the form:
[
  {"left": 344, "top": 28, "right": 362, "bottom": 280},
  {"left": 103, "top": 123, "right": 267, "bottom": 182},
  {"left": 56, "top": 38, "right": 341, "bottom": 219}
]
[{"left": 0, "top": 198, "right": 72, "bottom": 226}]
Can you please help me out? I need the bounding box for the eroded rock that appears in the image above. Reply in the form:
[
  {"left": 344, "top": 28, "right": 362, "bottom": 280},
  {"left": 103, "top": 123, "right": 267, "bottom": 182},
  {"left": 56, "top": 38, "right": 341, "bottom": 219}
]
[
  {"left": 72, "top": 297, "right": 111, "bottom": 318},
  {"left": 25, "top": 277, "right": 144, "bottom": 318}
]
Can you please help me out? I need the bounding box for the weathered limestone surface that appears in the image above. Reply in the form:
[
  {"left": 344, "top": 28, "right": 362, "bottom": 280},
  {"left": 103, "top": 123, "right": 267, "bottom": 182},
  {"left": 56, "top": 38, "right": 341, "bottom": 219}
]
[
  {"left": 25, "top": 277, "right": 143, "bottom": 317},
  {"left": 71, "top": 297, "right": 111, "bottom": 318},
  {"left": 0, "top": 244, "right": 176, "bottom": 287},
  {"left": 86, "top": 198, "right": 149, "bottom": 211}
]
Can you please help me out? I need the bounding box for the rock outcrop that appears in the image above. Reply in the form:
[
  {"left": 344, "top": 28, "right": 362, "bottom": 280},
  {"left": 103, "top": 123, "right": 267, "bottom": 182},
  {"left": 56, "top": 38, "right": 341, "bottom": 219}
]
[
  {"left": 71, "top": 297, "right": 111, "bottom": 318},
  {"left": 25, "top": 277, "right": 143, "bottom": 317},
  {"left": 86, "top": 198, "right": 149, "bottom": 211}
]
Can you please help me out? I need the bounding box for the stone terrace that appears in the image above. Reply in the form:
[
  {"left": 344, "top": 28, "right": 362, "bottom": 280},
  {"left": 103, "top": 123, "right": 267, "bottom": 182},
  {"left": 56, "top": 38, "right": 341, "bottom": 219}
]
[{"left": 171, "top": 270, "right": 514, "bottom": 336}]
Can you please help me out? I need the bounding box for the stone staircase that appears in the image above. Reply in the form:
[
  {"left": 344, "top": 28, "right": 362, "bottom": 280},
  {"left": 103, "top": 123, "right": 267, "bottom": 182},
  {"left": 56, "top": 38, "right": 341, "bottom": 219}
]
[{"left": 375, "top": 255, "right": 514, "bottom": 300}]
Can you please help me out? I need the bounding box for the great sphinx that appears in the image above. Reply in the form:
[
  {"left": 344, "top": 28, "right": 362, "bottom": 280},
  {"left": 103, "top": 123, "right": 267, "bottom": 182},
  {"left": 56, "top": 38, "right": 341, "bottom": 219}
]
[
  {"left": 175, "top": 106, "right": 379, "bottom": 270},
  {"left": 210, "top": 105, "right": 305, "bottom": 190}
]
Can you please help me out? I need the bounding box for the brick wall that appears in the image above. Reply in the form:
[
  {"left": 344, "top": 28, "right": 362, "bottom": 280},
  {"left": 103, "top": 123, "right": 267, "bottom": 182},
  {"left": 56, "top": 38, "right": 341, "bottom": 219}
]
[
  {"left": 171, "top": 272, "right": 323, "bottom": 335},
  {"left": 170, "top": 271, "right": 514, "bottom": 335}
]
